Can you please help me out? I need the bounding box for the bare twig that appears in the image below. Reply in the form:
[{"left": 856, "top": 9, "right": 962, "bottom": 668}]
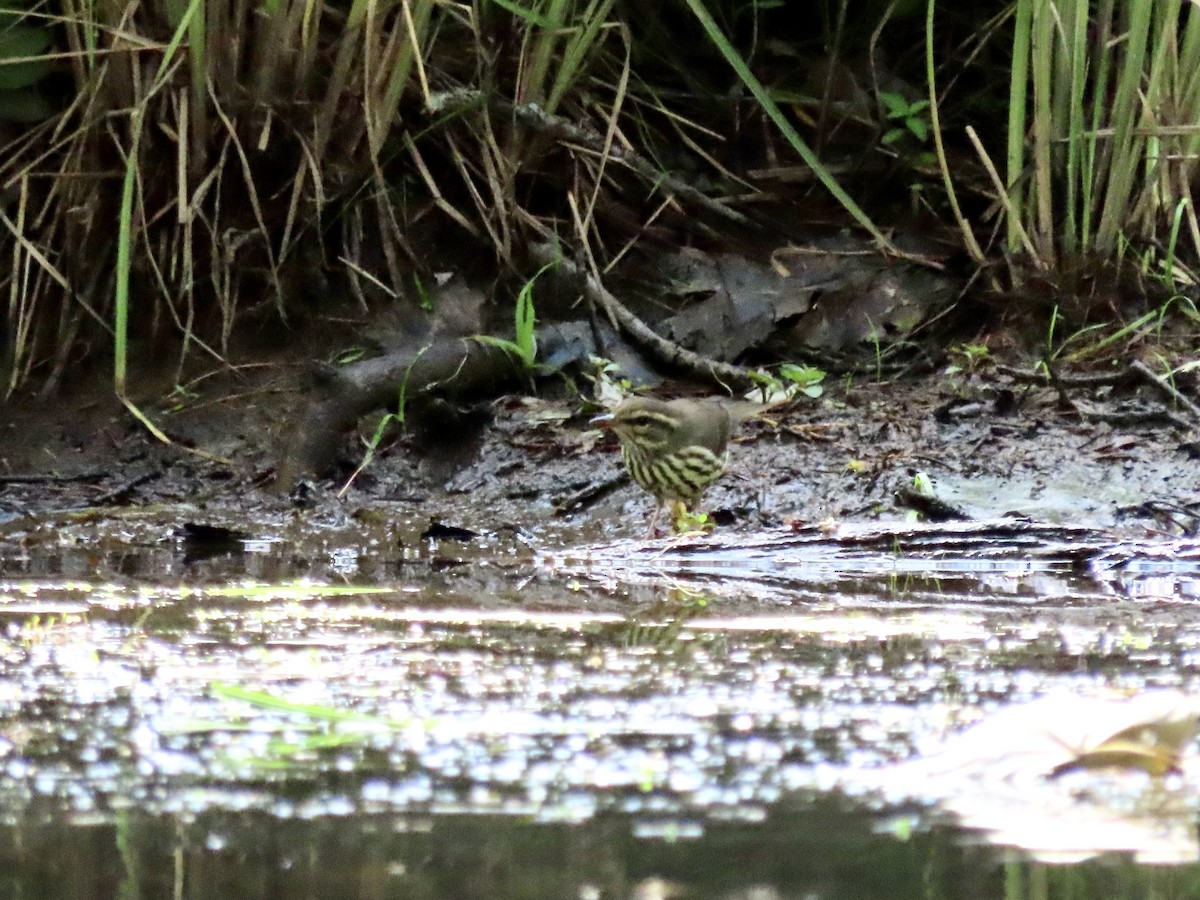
[
  {"left": 527, "top": 239, "right": 759, "bottom": 393},
  {"left": 994, "top": 365, "right": 1126, "bottom": 388},
  {"left": 1069, "top": 402, "right": 1192, "bottom": 430},
  {"left": 1130, "top": 360, "right": 1200, "bottom": 423},
  {"left": 0, "top": 471, "right": 106, "bottom": 484}
]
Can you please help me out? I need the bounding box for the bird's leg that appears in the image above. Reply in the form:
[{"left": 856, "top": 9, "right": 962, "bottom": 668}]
[{"left": 646, "top": 500, "right": 665, "bottom": 538}]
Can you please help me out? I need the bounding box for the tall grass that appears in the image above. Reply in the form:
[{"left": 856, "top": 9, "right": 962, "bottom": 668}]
[
  {"left": 1002, "top": 0, "right": 1200, "bottom": 285},
  {"left": 0, "top": 0, "right": 622, "bottom": 397},
  {"left": 5, "top": 0, "right": 1200, "bottom": 402},
  {"left": 679, "top": 0, "right": 894, "bottom": 254}
]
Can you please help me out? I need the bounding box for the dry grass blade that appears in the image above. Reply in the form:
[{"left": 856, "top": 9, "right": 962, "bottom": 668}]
[
  {"left": 207, "top": 82, "right": 284, "bottom": 318},
  {"left": 965, "top": 125, "right": 1042, "bottom": 269},
  {"left": 925, "top": 0, "right": 991, "bottom": 289},
  {"left": 405, "top": 131, "right": 480, "bottom": 238},
  {"left": 446, "top": 128, "right": 510, "bottom": 260},
  {"left": 577, "top": 21, "right": 630, "bottom": 240}
]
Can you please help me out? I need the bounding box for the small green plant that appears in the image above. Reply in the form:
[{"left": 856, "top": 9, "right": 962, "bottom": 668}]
[
  {"left": 163, "top": 384, "right": 200, "bottom": 413},
  {"left": 879, "top": 91, "right": 931, "bottom": 146},
  {"left": 944, "top": 343, "right": 990, "bottom": 377},
  {"left": 338, "top": 345, "right": 431, "bottom": 496},
  {"left": 746, "top": 364, "right": 826, "bottom": 403},
  {"left": 1045, "top": 305, "right": 1060, "bottom": 359},
  {"left": 672, "top": 506, "right": 715, "bottom": 535},
  {"left": 338, "top": 411, "right": 402, "bottom": 497},
  {"left": 412, "top": 274, "right": 434, "bottom": 312},
  {"left": 1049, "top": 302, "right": 1177, "bottom": 365},
  {"left": 870, "top": 330, "right": 884, "bottom": 382},
  {"left": 1157, "top": 199, "right": 1193, "bottom": 290},
  {"left": 475, "top": 263, "right": 551, "bottom": 371},
  {"left": 778, "top": 363, "right": 825, "bottom": 397}
]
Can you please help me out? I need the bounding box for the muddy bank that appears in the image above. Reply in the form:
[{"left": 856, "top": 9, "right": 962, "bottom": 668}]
[{"left": 0, "top": 350, "right": 1196, "bottom": 550}]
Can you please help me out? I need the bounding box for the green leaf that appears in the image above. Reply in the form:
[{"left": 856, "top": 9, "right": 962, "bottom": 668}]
[
  {"left": 878, "top": 91, "right": 910, "bottom": 117},
  {"left": 412, "top": 273, "right": 433, "bottom": 311},
  {"left": 485, "top": 0, "right": 558, "bottom": 28},
  {"left": 911, "top": 471, "right": 934, "bottom": 496},
  {"left": 779, "top": 363, "right": 826, "bottom": 387},
  {"left": 779, "top": 363, "right": 825, "bottom": 398}
]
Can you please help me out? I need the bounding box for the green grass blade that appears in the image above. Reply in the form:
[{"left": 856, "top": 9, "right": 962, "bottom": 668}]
[
  {"left": 1006, "top": 0, "right": 1031, "bottom": 258},
  {"left": 679, "top": 0, "right": 894, "bottom": 253},
  {"left": 114, "top": 0, "right": 200, "bottom": 395}
]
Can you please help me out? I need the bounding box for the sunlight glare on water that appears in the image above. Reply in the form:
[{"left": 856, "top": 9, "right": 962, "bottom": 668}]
[{"left": 2, "top": 522, "right": 1200, "bottom": 895}]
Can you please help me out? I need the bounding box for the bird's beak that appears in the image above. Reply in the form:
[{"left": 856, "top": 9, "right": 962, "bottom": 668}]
[{"left": 590, "top": 412, "right": 615, "bottom": 429}]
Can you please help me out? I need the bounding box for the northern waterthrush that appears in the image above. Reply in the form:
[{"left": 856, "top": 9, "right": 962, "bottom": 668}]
[{"left": 592, "top": 397, "right": 732, "bottom": 534}]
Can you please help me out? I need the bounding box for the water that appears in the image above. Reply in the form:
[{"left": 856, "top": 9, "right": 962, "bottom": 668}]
[{"left": 2, "top": 512, "right": 1200, "bottom": 898}]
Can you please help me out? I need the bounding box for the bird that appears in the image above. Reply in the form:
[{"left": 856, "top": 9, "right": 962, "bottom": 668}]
[{"left": 591, "top": 396, "right": 732, "bottom": 535}]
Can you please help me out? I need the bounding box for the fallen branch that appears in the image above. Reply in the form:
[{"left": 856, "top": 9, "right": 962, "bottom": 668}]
[{"left": 275, "top": 338, "right": 526, "bottom": 490}]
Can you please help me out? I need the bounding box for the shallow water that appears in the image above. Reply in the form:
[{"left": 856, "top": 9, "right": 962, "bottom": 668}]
[{"left": 3, "top": 511, "right": 1200, "bottom": 898}]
